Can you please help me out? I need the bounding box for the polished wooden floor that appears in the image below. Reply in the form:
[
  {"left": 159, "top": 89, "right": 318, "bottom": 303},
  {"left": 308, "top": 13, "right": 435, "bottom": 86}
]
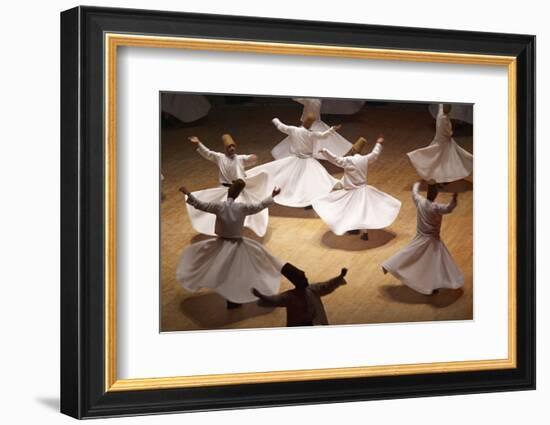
[{"left": 160, "top": 100, "right": 473, "bottom": 332}]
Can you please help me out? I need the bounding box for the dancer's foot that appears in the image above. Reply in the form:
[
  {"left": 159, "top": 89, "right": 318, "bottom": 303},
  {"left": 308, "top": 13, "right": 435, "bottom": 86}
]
[
  {"left": 360, "top": 232, "right": 369, "bottom": 241},
  {"left": 382, "top": 267, "right": 388, "bottom": 275},
  {"left": 347, "top": 230, "right": 360, "bottom": 235},
  {"left": 431, "top": 289, "right": 440, "bottom": 295},
  {"left": 303, "top": 205, "right": 313, "bottom": 210},
  {"left": 226, "top": 301, "right": 242, "bottom": 309}
]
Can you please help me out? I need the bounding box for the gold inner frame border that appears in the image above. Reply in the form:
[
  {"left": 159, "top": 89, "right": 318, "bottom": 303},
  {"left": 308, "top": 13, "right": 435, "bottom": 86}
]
[{"left": 104, "top": 33, "right": 517, "bottom": 392}]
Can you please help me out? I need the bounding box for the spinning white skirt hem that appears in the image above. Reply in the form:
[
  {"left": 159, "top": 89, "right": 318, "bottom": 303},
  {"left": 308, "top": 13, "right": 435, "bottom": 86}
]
[
  {"left": 382, "top": 234, "right": 464, "bottom": 295},
  {"left": 407, "top": 139, "right": 473, "bottom": 183},
  {"left": 176, "top": 237, "right": 282, "bottom": 303},
  {"left": 248, "top": 156, "right": 338, "bottom": 208},
  {"left": 312, "top": 185, "right": 401, "bottom": 235}
]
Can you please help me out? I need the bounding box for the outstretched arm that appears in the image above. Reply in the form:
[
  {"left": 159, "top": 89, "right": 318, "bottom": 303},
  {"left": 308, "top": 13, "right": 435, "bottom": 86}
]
[
  {"left": 309, "top": 268, "right": 348, "bottom": 297},
  {"left": 252, "top": 288, "right": 289, "bottom": 307},
  {"left": 180, "top": 187, "right": 223, "bottom": 215},
  {"left": 366, "top": 137, "right": 384, "bottom": 163},
  {"left": 312, "top": 124, "right": 341, "bottom": 139},
  {"left": 411, "top": 181, "right": 423, "bottom": 205},
  {"left": 272, "top": 118, "right": 293, "bottom": 135},
  {"left": 320, "top": 148, "right": 347, "bottom": 168},
  {"left": 240, "top": 154, "right": 258, "bottom": 167},
  {"left": 189, "top": 137, "right": 222, "bottom": 163},
  {"left": 434, "top": 193, "right": 458, "bottom": 214},
  {"left": 240, "top": 187, "right": 280, "bottom": 216}
]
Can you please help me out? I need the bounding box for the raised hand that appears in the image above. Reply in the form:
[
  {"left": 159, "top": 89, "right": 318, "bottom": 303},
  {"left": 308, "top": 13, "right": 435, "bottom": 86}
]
[
  {"left": 376, "top": 134, "right": 385, "bottom": 144},
  {"left": 340, "top": 268, "right": 348, "bottom": 277},
  {"left": 188, "top": 136, "right": 200, "bottom": 144},
  {"left": 178, "top": 186, "right": 190, "bottom": 195},
  {"left": 331, "top": 124, "right": 342, "bottom": 131}
]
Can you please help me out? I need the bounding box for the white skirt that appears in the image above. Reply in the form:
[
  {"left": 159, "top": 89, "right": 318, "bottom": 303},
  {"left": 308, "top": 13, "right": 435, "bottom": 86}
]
[
  {"left": 248, "top": 156, "right": 338, "bottom": 207},
  {"left": 176, "top": 237, "right": 283, "bottom": 303},
  {"left": 312, "top": 185, "right": 401, "bottom": 235},
  {"left": 185, "top": 172, "right": 269, "bottom": 237},
  {"left": 271, "top": 121, "right": 352, "bottom": 160},
  {"left": 407, "top": 138, "right": 473, "bottom": 183},
  {"left": 382, "top": 234, "right": 464, "bottom": 295}
]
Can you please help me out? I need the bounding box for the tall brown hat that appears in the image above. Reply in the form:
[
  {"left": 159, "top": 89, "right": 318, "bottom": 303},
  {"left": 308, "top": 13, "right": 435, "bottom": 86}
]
[
  {"left": 351, "top": 137, "right": 367, "bottom": 154},
  {"left": 281, "top": 263, "right": 309, "bottom": 289},
  {"left": 222, "top": 134, "right": 236, "bottom": 149},
  {"left": 303, "top": 113, "right": 317, "bottom": 129}
]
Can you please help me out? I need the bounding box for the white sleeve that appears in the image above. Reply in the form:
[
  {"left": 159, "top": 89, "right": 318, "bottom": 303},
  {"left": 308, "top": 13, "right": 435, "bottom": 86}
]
[
  {"left": 321, "top": 148, "right": 347, "bottom": 168},
  {"left": 411, "top": 181, "right": 422, "bottom": 205},
  {"left": 366, "top": 142, "right": 383, "bottom": 163},
  {"left": 196, "top": 141, "right": 223, "bottom": 163},
  {"left": 434, "top": 196, "right": 457, "bottom": 215},
  {"left": 186, "top": 193, "right": 223, "bottom": 214},
  {"left": 240, "top": 196, "right": 274, "bottom": 216},
  {"left": 240, "top": 154, "right": 257, "bottom": 167},
  {"left": 272, "top": 118, "right": 293, "bottom": 135}
]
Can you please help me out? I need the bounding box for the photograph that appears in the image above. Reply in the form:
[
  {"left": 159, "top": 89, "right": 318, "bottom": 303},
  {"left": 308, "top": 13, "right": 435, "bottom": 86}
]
[{"left": 160, "top": 94, "right": 474, "bottom": 332}]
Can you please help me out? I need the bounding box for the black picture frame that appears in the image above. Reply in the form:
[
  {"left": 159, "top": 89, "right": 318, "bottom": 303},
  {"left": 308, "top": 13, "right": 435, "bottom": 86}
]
[{"left": 60, "top": 5, "right": 535, "bottom": 419}]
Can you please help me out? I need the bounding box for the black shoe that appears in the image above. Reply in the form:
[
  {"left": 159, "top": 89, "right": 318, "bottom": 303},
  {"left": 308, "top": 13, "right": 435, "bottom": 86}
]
[
  {"left": 303, "top": 205, "right": 313, "bottom": 210},
  {"left": 347, "top": 230, "right": 360, "bottom": 235},
  {"left": 360, "top": 232, "right": 369, "bottom": 241},
  {"left": 226, "top": 301, "right": 242, "bottom": 309},
  {"left": 431, "top": 289, "right": 440, "bottom": 295}
]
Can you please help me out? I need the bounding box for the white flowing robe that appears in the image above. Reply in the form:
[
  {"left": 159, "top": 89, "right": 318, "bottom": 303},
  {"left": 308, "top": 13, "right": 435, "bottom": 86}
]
[
  {"left": 271, "top": 98, "right": 352, "bottom": 160},
  {"left": 248, "top": 118, "right": 339, "bottom": 207},
  {"left": 185, "top": 142, "right": 270, "bottom": 237},
  {"left": 382, "top": 182, "right": 464, "bottom": 295},
  {"left": 177, "top": 193, "right": 282, "bottom": 303},
  {"left": 407, "top": 104, "right": 473, "bottom": 183},
  {"left": 312, "top": 143, "right": 402, "bottom": 234}
]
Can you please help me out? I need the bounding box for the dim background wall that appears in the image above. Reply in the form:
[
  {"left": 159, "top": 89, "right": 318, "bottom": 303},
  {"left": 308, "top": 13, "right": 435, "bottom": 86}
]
[{"left": 0, "top": 1, "right": 545, "bottom": 424}]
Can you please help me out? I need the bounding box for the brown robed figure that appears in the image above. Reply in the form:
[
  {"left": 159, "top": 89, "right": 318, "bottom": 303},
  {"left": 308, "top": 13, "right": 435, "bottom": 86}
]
[{"left": 252, "top": 264, "right": 348, "bottom": 327}]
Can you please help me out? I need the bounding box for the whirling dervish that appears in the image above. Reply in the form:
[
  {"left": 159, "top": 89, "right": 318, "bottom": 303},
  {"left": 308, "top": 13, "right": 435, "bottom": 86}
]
[
  {"left": 407, "top": 103, "right": 473, "bottom": 183},
  {"left": 176, "top": 180, "right": 283, "bottom": 309},
  {"left": 382, "top": 181, "right": 464, "bottom": 295},
  {"left": 184, "top": 134, "right": 270, "bottom": 237},
  {"left": 312, "top": 135, "right": 401, "bottom": 240},
  {"left": 271, "top": 98, "right": 352, "bottom": 160},
  {"left": 247, "top": 113, "right": 340, "bottom": 208}
]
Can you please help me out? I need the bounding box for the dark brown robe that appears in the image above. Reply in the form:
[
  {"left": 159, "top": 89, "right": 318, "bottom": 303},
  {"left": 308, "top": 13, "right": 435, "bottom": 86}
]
[{"left": 256, "top": 274, "right": 346, "bottom": 326}]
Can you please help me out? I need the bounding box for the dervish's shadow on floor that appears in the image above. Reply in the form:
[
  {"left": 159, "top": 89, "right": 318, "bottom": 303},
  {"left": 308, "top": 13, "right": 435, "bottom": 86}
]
[
  {"left": 190, "top": 227, "right": 271, "bottom": 244},
  {"left": 406, "top": 179, "right": 473, "bottom": 194},
  {"left": 268, "top": 204, "right": 320, "bottom": 219},
  {"left": 179, "top": 293, "right": 274, "bottom": 328},
  {"left": 321, "top": 229, "right": 396, "bottom": 251},
  {"left": 381, "top": 284, "right": 464, "bottom": 308}
]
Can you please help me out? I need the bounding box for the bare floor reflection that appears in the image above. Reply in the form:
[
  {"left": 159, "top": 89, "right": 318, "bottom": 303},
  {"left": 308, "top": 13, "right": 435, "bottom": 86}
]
[
  {"left": 268, "top": 203, "right": 320, "bottom": 218},
  {"left": 179, "top": 292, "right": 274, "bottom": 329},
  {"left": 381, "top": 284, "right": 464, "bottom": 308},
  {"left": 321, "top": 229, "right": 396, "bottom": 251}
]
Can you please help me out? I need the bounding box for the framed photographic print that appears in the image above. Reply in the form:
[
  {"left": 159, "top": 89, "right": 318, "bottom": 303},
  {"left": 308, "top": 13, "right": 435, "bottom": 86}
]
[{"left": 60, "top": 5, "right": 535, "bottom": 419}]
